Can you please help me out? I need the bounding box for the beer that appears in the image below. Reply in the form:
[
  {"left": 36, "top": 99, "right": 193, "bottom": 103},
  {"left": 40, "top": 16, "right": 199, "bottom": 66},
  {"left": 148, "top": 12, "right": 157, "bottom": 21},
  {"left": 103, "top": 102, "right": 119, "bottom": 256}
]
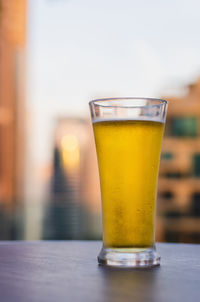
[{"left": 93, "top": 119, "right": 164, "bottom": 248}]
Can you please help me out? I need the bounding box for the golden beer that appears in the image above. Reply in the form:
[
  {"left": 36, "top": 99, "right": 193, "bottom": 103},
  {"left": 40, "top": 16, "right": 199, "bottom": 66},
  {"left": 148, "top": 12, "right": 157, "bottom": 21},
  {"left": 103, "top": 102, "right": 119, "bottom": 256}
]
[{"left": 93, "top": 119, "right": 164, "bottom": 248}]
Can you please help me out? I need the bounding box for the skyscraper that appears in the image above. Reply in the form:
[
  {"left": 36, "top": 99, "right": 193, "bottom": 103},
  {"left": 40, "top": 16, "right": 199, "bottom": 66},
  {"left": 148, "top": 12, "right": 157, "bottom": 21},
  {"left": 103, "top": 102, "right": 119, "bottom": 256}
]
[{"left": 43, "top": 117, "right": 101, "bottom": 240}]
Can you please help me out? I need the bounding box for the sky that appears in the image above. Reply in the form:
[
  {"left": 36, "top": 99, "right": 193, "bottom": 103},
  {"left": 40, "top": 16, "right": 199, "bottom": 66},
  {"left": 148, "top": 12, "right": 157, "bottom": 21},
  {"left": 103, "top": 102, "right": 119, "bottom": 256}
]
[{"left": 27, "top": 0, "right": 200, "bottom": 163}]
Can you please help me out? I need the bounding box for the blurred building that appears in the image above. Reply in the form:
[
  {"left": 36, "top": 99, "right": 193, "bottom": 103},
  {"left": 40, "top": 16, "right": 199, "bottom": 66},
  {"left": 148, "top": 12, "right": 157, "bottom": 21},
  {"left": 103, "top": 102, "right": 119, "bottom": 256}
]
[
  {"left": 158, "top": 78, "right": 200, "bottom": 243},
  {"left": 0, "top": 0, "right": 26, "bottom": 238},
  {"left": 42, "top": 117, "right": 101, "bottom": 240}
]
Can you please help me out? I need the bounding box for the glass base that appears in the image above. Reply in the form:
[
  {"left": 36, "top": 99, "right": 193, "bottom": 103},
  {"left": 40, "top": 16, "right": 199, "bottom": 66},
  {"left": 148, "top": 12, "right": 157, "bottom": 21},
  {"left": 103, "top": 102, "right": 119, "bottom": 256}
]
[{"left": 98, "top": 245, "right": 160, "bottom": 268}]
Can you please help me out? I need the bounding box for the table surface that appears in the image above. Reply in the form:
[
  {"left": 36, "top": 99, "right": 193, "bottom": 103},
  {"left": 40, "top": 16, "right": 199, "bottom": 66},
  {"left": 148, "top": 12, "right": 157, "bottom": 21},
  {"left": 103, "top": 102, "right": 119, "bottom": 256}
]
[{"left": 0, "top": 241, "right": 199, "bottom": 302}]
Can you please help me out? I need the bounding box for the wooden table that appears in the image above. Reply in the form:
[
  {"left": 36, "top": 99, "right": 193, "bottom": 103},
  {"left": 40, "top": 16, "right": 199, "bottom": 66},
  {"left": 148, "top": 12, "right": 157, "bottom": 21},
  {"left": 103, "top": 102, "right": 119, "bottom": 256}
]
[{"left": 0, "top": 241, "right": 199, "bottom": 302}]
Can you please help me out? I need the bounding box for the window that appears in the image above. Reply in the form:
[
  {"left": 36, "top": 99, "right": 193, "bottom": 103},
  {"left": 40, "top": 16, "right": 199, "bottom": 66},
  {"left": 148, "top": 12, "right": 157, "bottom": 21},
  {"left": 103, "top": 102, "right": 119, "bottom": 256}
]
[
  {"left": 193, "top": 154, "right": 200, "bottom": 177},
  {"left": 162, "top": 152, "right": 173, "bottom": 160},
  {"left": 191, "top": 193, "right": 200, "bottom": 217},
  {"left": 170, "top": 117, "right": 198, "bottom": 137},
  {"left": 160, "top": 191, "right": 174, "bottom": 200}
]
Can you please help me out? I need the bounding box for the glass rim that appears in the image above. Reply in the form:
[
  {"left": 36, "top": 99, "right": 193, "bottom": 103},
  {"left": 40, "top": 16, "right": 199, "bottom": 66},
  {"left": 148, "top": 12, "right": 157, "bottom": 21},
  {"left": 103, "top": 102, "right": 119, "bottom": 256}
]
[{"left": 89, "top": 97, "right": 168, "bottom": 108}]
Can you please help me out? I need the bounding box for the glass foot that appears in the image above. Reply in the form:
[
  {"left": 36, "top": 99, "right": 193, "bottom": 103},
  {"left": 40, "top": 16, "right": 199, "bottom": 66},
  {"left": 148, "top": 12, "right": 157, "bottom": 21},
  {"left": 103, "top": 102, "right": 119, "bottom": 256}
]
[{"left": 98, "top": 245, "right": 160, "bottom": 268}]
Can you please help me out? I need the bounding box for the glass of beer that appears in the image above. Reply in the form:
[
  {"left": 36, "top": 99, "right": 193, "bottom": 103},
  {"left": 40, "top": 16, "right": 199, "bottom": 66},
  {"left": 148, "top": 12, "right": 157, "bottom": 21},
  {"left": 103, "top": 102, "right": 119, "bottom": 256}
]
[{"left": 89, "top": 98, "right": 167, "bottom": 267}]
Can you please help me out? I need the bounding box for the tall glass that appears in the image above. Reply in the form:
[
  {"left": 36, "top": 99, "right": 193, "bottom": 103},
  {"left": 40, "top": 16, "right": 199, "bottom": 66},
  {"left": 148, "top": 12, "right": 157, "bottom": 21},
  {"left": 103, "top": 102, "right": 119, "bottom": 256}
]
[{"left": 89, "top": 98, "right": 167, "bottom": 267}]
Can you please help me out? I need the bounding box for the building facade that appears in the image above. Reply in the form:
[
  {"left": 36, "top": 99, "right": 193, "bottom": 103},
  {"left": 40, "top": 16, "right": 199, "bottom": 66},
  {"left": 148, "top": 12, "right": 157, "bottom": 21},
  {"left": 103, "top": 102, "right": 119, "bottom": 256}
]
[
  {"left": 158, "top": 79, "right": 200, "bottom": 242},
  {"left": 0, "top": 0, "right": 26, "bottom": 238}
]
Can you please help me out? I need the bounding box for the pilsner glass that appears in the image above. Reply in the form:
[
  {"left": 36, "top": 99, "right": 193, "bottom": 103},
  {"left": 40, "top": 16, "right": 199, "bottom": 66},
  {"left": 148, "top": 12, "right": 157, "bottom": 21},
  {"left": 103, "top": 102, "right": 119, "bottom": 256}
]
[{"left": 89, "top": 97, "right": 168, "bottom": 267}]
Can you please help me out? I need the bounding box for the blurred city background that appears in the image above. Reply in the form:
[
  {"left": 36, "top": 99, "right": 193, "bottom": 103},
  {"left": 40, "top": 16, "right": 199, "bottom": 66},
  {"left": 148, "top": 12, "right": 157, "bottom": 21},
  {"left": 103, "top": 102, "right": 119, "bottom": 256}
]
[{"left": 0, "top": 0, "right": 200, "bottom": 242}]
